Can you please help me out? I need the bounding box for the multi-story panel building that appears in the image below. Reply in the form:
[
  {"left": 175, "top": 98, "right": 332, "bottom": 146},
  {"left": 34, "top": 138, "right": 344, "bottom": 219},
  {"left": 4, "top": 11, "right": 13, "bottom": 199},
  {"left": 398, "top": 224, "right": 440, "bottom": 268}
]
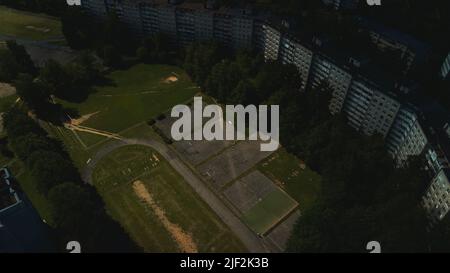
[
  {"left": 385, "top": 105, "right": 428, "bottom": 163},
  {"left": 341, "top": 75, "right": 401, "bottom": 137},
  {"left": 120, "top": 0, "right": 144, "bottom": 35},
  {"left": 422, "top": 122, "right": 450, "bottom": 224},
  {"left": 139, "top": 1, "right": 161, "bottom": 36},
  {"left": 423, "top": 169, "right": 450, "bottom": 223},
  {"left": 158, "top": 5, "right": 178, "bottom": 42},
  {"left": 212, "top": 9, "right": 233, "bottom": 47},
  {"left": 81, "top": 0, "right": 108, "bottom": 17},
  {"left": 361, "top": 18, "right": 431, "bottom": 73},
  {"left": 0, "top": 168, "right": 54, "bottom": 252},
  {"left": 278, "top": 35, "right": 314, "bottom": 91},
  {"left": 230, "top": 9, "right": 254, "bottom": 50},
  {"left": 309, "top": 52, "right": 352, "bottom": 113},
  {"left": 261, "top": 24, "right": 281, "bottom": 61},
  {"left": 176, "top": 5, "right": 196, "bottom": 47},
  {"left": 194, "top": 8, "right": 214, "bottom": 42}
]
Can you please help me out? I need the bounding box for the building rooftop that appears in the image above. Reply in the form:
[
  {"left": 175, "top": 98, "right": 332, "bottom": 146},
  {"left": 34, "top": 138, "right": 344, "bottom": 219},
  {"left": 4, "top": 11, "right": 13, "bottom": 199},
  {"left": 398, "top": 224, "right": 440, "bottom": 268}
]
[
  {"left": 0, "top": 168, "right": 54, "bottom": 252},
  {"left": 0, "top": 169, "right": 20, "bottom": 212},
  {"left": 358, "top": 17, "right": 432, "bottom": 61}
]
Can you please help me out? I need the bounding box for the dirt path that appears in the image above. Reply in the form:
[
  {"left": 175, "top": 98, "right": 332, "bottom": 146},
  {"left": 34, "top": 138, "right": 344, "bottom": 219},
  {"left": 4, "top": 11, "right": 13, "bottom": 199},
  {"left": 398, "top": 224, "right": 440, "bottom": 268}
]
[
  {"left": 133, "top": 180, "right": 198, "bottom": 253},
  {"left": 65, "top": 124, "right": 122, "bottom": 140},
  {"left": 70, "top": 111, "right": 100, "bottom": 126},
  {"left": 0, "top": 82, "right": 16, "bottom": 97}
]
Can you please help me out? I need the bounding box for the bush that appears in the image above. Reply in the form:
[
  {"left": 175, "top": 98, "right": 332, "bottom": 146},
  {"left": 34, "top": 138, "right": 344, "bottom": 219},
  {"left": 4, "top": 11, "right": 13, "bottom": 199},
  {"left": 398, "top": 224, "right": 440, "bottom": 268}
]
[{"left": 156, "top": 113, "right": 166, "bottom": 121}]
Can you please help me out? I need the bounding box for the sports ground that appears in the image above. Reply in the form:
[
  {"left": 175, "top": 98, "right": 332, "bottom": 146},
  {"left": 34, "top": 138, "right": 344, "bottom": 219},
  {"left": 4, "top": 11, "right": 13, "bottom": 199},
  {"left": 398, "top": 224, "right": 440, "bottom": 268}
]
[
  {"left": 92, "top": 145, "right": 245, "bottom": 252},
  {"left": 2, "top": 58, "right": 321, "bottom": 252}
]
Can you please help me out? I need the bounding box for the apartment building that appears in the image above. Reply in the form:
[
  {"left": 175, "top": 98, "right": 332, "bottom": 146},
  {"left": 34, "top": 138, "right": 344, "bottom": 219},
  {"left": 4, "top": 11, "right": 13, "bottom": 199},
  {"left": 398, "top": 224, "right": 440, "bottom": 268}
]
[
  {"left": 423, "top": 168, "right": 450, "bottom": 223},
  {"left": 194, "top": 8, "right": 214, "bottom": 42},
  {"left": 422, "top": 122, "right": 450, "bottom": 223},
  {"left": 360, "top": 18, "right": 431, "bottom": 73},
  {"left": 385, "top": 105, "right": 428, "bottom": 163},
  {"left": 260, "top": 24, "right": 281, "bottom": 61},
  {"left": 230, "top": 9, "right": 254, "bottom": 50},
  {"left": 176, "top": 4, "right": 197, "bottom": 47},
  {"left": 278, "top": 34, "right": 314, "bottom": 91},
  {"left": 139, "top": 1, "right": 161, "bottom": 36},
  {"left": 309, "top": 52, "right": 353, "bottom": 113},
  {"left": 0, "top": 168, "right": 53, "bottom": 252},
  {"left": 341, "top": 76, "right": 400, "bottom": 137},
  {"left": 81, "top": 0, "right": 108, "bottom": 17}
]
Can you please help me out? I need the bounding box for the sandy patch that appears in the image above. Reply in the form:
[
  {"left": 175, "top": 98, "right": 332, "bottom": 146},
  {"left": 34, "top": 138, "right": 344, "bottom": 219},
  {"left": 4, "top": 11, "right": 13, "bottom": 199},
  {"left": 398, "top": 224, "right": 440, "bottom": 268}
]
[
  {"left": 0, "top": 83, "right": 16, "bottom": 98},
  {"left": 70, "top": 111, "right": 100, "bottom": 126},
  {"left": 163, "top": 76, "right": 178, "bottom": 83},
  {"left": 26, "top": 25, "right": 50, "bottom": 33},
  {"left": 132, "top": 181, "right": 198, "bottom": 253}
]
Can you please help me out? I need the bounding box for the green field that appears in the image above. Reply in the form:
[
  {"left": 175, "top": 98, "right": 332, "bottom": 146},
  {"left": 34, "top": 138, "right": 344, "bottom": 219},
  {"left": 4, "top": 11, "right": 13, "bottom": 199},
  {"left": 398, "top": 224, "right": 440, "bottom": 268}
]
[
  {"left": 92, "top": 145, "right": 246, "bottom": 253},
  {"left": 258, "top": 149, "right": 322, "bottom": 211},
  {"left": 0, "top": 94, "right": 18, "bottom": 113},
  {"left": 60, "top": 64, "right": 199, "bottom": 134},
  {"left": 0, "top": 6, "right": 62, "bottom": 40},
  {"left": 242, "top": 189, "right": 298, "bottom": 235}
]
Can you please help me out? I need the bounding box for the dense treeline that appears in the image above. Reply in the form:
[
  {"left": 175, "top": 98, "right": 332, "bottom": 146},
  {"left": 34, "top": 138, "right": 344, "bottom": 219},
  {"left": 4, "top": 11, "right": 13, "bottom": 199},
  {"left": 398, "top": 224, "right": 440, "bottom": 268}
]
[
  {"left": 0, "top": 40, "right": 37, "bottom": 83},
  {"left": 9, "top": 48, "right": 101, "bottom": 123},
  {"left": 0, "top": 37, "right": 138, "bottom": 252},
  {"left": 183, "top": 42, "right": 450, "bottom": 252},
  {"left": 0, "top": 0, "right": 66, "bottom": 16},
  {"left": 3, "top": 106, "right": 140, "bottom": 252}
]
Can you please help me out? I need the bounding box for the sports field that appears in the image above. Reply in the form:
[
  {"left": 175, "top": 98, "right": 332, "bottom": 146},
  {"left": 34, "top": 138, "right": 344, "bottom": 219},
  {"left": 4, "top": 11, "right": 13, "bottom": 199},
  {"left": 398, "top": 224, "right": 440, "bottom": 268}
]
[
  {"left": 92, "top": 145, "right": 246, "bottom": 253},
  {"left": 60, "top": 64, "right": 199, "bottom": 135},
  {"left": 258, "top": 149, "right": 322, "bottom": 210},
  {"left": 0, "top": 6, "right": 62, "bottom": 40},
  {"left": 223, "top": 171, "right": 298, "bottom": 235},
  {"left": 243, "top": 189, "right": 298, "bottom": 235}
]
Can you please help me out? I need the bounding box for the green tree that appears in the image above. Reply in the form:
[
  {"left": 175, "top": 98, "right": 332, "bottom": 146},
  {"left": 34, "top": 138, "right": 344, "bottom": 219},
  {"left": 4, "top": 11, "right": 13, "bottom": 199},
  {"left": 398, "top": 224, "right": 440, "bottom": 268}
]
[
  {"left": 39, "top": 60, "right": 72, "bottom": 98},
  {"left": 101, "top": 45, "right": 123, "bottom": 68},
  {"left": 6, "top": 40, "right": 37, "bottom": 76},
  {"left": 0, "top": 49, "right": 21, "bottom": 82},
  {"left": 30, "top": 152, "right": 78, "bottom": 194},
  {"left": 14, "top": 73, "right": 52, "bottom": 116},
  {"left": 2, "top": 106, "right": 46, "bottom": 138}
]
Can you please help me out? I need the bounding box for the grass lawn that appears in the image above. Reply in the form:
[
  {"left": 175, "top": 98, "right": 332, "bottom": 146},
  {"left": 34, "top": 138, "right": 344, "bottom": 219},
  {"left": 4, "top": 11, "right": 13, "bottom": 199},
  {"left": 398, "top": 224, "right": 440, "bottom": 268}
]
[
  {"left": 242, "top": 189, "right": 298, "bottom": 235},
  {"left": 258, "top": 149, "right": 322, "bottom": 211},
  {"left": 59, "top": 64, "right": 199, "bottom": 134},
  {"left": 92, "top": 145, "right": 246, "bottom": 253},
  {"left": 0, "top": 6, "right": 62, "bottom": 40},
  {"left": 0, "top": 94, "right": 18, "bottom": 113},
  {"left": 13, "top": 169, "right": 54, "bottom": 225}
]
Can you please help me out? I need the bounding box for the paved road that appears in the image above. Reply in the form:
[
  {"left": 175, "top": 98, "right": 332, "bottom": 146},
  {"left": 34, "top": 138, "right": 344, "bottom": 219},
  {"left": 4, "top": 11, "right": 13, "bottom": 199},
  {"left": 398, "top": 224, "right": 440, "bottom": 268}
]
[
  {"left": 82, "top": 138, "right": 271, "bottom": 253},
  {"left": 0, "top": 34, "right": 77, "bottom": 67},
  {"left": 0, "top": 34, "right": 68, "bottom": 49}
]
